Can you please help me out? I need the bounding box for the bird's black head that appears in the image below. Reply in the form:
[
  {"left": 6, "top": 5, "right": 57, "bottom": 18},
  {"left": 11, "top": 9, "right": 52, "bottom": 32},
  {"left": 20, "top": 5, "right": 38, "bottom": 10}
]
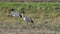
[
  {"left": 8, "top": 9, "right": 15, "bottom": 13},
  {"left": 10, "top": 9, "right": 14, "bottom": 11}
]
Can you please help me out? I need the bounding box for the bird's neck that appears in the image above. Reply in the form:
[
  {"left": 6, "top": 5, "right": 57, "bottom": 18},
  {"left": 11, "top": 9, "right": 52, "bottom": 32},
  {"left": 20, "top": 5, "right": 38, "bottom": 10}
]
[{"left": 21, "top": 13, "right": 24, "bottom": 18}]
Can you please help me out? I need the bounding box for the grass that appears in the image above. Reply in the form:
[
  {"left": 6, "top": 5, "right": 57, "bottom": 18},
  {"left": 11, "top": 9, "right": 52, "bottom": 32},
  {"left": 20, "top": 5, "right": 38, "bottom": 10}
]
[{"left": 0, "top": 2, "right": 60, "bottom": 31}]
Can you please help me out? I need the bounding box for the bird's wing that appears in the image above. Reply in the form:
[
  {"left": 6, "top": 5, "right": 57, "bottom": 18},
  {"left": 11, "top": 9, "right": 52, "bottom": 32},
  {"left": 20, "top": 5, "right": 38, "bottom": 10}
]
[{"left": 25, "top": 16, "right": 32, "bottom": 22}]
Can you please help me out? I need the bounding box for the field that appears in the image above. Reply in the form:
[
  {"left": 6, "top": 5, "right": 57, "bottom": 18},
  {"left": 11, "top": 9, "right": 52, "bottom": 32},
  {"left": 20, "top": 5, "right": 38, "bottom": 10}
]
[{"left": 0, "top": 2, "right": 60, "bottom": 34}]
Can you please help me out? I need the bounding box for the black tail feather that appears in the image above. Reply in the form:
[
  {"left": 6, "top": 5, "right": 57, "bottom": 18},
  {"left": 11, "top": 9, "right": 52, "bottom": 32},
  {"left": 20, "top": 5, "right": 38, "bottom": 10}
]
[{"left": 31, "top": 20, "right": 34, "bottom": 23}]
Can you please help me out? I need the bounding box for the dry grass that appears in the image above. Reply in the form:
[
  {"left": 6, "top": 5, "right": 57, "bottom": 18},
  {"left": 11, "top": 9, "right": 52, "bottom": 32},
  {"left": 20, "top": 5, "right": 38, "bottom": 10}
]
[{"left": 0, "top": 2, "right": 60, "bottom": 33}]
